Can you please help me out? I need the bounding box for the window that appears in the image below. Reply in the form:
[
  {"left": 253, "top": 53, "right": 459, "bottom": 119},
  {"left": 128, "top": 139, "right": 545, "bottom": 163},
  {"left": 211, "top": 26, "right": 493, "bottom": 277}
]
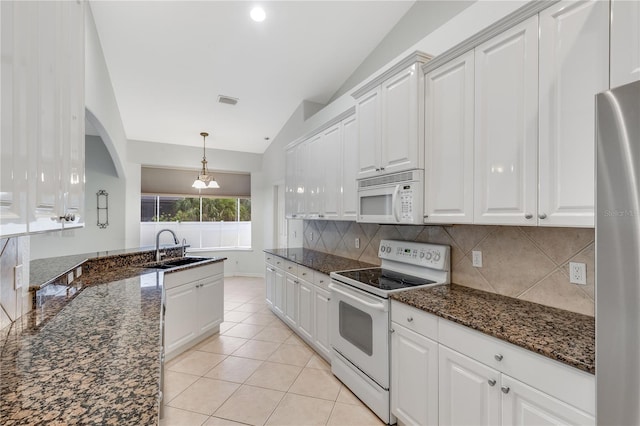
[{"left": 140, "top": 195, "right": 251, "bottom": 250}]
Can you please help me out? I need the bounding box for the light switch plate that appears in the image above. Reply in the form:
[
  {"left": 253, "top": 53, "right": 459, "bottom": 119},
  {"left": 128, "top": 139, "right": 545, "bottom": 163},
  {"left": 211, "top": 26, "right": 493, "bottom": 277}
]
[{"left": 472, "top": 250, "right": 483, "bottom": 268}]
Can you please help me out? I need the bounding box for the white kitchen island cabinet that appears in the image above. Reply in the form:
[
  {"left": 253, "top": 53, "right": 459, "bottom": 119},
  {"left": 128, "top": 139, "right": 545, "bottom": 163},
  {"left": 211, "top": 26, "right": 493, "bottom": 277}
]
[{"left": 164, "top": 261, "right": 224, "bottom": 361}]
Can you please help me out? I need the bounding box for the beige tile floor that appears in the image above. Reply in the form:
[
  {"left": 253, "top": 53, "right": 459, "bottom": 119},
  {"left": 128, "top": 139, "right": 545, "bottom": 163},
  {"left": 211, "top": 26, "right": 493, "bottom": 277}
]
[{"left": 161, "top": 276, "right": 385, "bottom": 426}]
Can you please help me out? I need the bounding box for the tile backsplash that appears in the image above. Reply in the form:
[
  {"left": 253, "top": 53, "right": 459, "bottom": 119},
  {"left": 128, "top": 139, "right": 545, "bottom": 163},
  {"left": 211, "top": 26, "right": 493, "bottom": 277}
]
[{"left": 302, "top": 221, "right": 595, "bottom": 316}]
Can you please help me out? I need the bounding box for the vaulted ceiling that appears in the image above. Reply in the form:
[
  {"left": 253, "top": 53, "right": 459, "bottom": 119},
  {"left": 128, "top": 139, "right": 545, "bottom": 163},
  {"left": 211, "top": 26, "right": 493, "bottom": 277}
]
[{"left": 90, "top": 1, "right": 416, "bottom": 154}]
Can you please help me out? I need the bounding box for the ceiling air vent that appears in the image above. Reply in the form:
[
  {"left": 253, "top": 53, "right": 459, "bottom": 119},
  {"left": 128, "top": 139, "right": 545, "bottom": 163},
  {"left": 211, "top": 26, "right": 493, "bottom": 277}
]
[{"left": 218, "top": 95, "right": 239, "bottom": 106}]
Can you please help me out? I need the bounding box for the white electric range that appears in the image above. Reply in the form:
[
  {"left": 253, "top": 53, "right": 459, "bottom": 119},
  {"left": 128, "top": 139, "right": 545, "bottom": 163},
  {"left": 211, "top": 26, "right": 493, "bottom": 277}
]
[{"left": 329, "top": 240, "right": 450, "bottom": 424}]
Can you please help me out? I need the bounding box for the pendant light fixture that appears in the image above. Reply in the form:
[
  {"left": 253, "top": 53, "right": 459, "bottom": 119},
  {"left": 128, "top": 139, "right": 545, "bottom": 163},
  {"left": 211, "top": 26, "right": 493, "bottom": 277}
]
[{"left": 192, "top": 132, "right": 220, "bottom": 189}]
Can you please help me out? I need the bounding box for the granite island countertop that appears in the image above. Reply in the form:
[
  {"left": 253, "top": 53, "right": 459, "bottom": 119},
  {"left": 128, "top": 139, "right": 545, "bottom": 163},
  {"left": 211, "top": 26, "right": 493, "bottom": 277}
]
[
  {"left": 391, "top": 284, "right": 595, "bottom": 374},
  {"left": 263, "top": 247, "right": 376, "bottom": 275},
  {"left": 1, "top": 252, "right": 226, "bottom": 425}
]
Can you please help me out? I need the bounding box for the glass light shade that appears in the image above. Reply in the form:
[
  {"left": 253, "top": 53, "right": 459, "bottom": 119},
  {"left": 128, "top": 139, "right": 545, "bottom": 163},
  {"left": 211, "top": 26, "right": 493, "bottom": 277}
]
[
  {"left": 207, "top": 180, "right": 220, "bottom": 189},
  {"left": 192, "top": 179, "right": 207, "bottom": 189}
]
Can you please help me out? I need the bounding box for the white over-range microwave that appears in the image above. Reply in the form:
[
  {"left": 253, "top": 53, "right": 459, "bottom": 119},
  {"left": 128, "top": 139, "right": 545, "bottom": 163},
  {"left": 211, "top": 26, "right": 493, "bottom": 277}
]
[{"left": 357, "top": 169, "right": 424, "bottom": 224}]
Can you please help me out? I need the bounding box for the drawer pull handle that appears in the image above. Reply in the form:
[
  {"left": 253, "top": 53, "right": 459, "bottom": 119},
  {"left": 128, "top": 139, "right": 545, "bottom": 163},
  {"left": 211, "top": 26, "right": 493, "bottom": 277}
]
[
  {"left": 501, "top": 386, "right": 510, "bottom": 394},
  {"left": 488, "top": 379, "right": 496, "bottom": 387},
  {"left": 494, "top": 354, "right": 503, "bottom": 362},
  {"left": 407, "top": 316, "right": 413, "bottom": 322},
  {"left": 524, "top": 213, "right": 533, "bottom": 219},
  {"left": 319, "top": 280, "right": 324, "bottom": 283}
]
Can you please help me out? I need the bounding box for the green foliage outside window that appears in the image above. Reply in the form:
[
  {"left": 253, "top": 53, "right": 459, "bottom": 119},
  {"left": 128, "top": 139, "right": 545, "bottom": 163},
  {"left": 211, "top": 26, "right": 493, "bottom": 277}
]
[{"left": 143, "top": 196, "right": 251, "bottom": 222}]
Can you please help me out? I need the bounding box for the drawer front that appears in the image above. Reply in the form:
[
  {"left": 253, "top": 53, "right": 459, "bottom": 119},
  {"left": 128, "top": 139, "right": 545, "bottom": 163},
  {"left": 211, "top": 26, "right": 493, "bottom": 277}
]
[
  {"left": 438, "top": 319, "right": 595, "bottom": 415},
  {"left": 391, "top": 301, "right": 438, "bottom": 341},
  {"left": 283, "top": 260, "right": 298, "bottom": 276},
  {"left": 264, "top": 253, "right": 277, "bottom": 266},
  {"left": 313, "top": 272, "right": 330, "bottom": 291},
  {"left": 163, "top": 261, "right": 224, "bottom": 290},
  {"left": 298, "top": 265, "right": 314, "bottom": 283}
]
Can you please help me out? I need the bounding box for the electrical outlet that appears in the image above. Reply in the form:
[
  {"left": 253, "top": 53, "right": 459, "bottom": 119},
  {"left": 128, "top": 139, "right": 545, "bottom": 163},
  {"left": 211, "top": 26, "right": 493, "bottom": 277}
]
[
  {"left": 569, "top": 262, "right": 587, "bottom": 285},
  {"left": 472, "top": 250, "right": 483, "bottom": 267},
  {"left": 14, "top": 264, "right": 23, "bottom": 290},
  {"left": 355, "top": 238, "right": 360, "bottom": 249},
  {"left": 310, "top": 232, "right": 314, "bottom": 241}
]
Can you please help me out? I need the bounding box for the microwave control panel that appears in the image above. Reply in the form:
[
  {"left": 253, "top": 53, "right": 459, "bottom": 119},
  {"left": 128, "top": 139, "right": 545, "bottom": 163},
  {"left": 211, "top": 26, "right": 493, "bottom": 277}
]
[{"left": 399, "top": 185, "right": 414, "bottom": 221}]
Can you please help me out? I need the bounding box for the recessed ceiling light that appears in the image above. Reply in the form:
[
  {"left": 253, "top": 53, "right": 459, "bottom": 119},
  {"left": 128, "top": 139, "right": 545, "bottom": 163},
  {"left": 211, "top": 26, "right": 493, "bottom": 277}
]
[{"left": 250, "top": 6, "right": 266, "bottom": 22}]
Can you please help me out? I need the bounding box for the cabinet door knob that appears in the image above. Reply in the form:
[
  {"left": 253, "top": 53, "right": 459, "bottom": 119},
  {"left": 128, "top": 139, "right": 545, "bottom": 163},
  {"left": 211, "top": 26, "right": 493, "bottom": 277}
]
[
  {"left": 524, "top": 213, "right": 533, "bottom": 219},
  {"left": 390, "top": 328, "right": 395, "bottom": 333},
  {"left": 375, "top": 168, "right": 381, "bottom": 172},
  {"left": 407, "top": 316, "right": 413, "bottom": 322},
  {"left": 494, "top": 354, "right": 503, "bottom": 361},
  {"left": 488, "top": 379, "right": 496, "bottom": 387},
  {"left": 380, "top": 167, "right": 385, "bottom": 171},
  {"left": 501, "top": 386, "right": 510, "bottom": 394},
  {"left": 538, "top": 213, "right": 547, "bottom": 219}
]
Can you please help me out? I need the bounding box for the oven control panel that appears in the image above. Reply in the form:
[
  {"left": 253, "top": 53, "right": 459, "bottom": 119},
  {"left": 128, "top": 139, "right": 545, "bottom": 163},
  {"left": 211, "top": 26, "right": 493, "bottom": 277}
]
[{"left": 378, "top": 239, "right": 450, "bottom": 270}]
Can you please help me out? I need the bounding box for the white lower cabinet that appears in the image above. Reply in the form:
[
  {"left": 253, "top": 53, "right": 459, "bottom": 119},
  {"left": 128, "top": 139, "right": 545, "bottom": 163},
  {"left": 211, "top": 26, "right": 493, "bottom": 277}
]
[
  {"left": 313, "top": 286, "right": 331, "bottom": 360},
  {"left": 390, "top": 300, "right": 595, "bottom": 426},
  {"left": 439, "top": 345, "right": 501, "bottom": 426},
  {"left": 297, "top": 278, "right": 314, "bottom": 342},
  {"left": 264, "top": 255, "right": 331, "bottom": 361},
  {"left": 164, "top": 262, "right": 224, "bottom": 361},
  {"left": 391, "top": 323, "right": 439, "bottom": 426}
]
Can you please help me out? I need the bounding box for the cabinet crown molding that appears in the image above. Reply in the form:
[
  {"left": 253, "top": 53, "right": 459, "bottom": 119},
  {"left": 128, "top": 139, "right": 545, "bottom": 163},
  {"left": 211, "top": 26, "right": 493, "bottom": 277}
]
[
  {"left": 351, "top": 51, "right": 432, "bottom": 99},
  {"left": 285, "top": 106, "right": 355, "bottom": 151},
  {"left": 422, "top": 0, "right": 560, "bottom": 75}
]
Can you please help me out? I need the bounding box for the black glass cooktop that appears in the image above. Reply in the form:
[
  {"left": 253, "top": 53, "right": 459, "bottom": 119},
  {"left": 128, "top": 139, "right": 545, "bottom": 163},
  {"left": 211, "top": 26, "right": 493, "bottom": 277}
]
[{"left": 335, "top": 268, "right": 435, "bottom": 291}]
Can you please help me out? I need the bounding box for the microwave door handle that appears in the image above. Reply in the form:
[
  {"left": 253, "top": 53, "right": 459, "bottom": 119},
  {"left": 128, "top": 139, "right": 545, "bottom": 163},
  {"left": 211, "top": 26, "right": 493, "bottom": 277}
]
[
  {"left": 329, "top": 283, "right": 387, "bottom": 312},
  {"left": 392, "top": 184, "right": 401, "bottom": 222}
]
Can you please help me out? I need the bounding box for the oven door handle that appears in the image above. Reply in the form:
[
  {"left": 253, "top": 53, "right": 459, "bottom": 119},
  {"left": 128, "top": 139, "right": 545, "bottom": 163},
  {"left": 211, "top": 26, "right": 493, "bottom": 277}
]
[{"left": 329, "top": 283, "right": 387, "bottom": 312}]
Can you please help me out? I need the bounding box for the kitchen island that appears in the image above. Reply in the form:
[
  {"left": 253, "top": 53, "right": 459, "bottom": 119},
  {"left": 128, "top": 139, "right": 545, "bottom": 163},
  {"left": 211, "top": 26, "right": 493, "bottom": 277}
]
[{"left": 0, "top": 250, "right": 225, "bottom": 425}]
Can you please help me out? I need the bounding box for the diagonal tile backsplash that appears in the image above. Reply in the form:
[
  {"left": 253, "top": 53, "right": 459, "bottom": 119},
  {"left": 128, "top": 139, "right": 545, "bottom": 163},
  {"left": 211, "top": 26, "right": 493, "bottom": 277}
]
[{"left": 302, "top": 221, "right": 595, "bottom": 316}]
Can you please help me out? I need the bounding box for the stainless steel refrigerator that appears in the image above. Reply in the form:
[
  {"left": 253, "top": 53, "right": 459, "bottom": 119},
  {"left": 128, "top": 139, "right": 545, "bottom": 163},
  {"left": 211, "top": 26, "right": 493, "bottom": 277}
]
[{"left": 596, "top": 79, "right": 640, "bottom": 425}]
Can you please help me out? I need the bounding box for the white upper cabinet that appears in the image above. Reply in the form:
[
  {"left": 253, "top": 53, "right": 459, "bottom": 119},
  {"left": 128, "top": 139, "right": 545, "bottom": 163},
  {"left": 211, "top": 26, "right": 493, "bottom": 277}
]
[
  {"left": 284, "top": 111, "right": 357, "bottom": 221},
  {"left": 354, "top": 52, "right": 429, "bottom": 179},
  {"left": 474, "top": 16, "right": 539, "bottom": 225},
  {"left": 1, "top": 0, "right": 84, "bottom": 236},
  {"left": 306, "top": 134, "right": 323, "bottom": 218},
  {"left": 0, "top": 1, "right": 30, "bottom": 236},
  {"left": 341, "top": 115, "right": 358, "bottom": 219},
  {"left": 322, "top": 124, "right": 341, "bottom": 220},
  {"left": 611, "top": 0, "right": 640, "bottom": 88},
  {"left": 538, "top": 0, "right": 609, "bottom": 227},
  {"left": 424, "top": 50, "right": 475, "bottom": 224},
  {"left": 381, "top": 64, "right": 423, "bottom": 175},
  {"left": 356, "top": 87, "right": 381, "bottom": 178}
]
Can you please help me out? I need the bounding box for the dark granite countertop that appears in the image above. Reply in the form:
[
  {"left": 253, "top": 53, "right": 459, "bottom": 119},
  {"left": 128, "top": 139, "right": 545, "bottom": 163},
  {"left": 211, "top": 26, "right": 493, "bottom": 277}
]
[
  {"left": 391, "top": 284, "right": 595, "bottom": 374},
  {"left": 264, "top": 248, "right": 376, "bottom": 275},
  {"left": 0, "top": 270, "right": 163, "bottom": 425},
  {"left": 2, "top": 252, "right": 226, "bottom": 425},
  {"left": 29, "top": 245, "right": 188, "bottom": 290}
]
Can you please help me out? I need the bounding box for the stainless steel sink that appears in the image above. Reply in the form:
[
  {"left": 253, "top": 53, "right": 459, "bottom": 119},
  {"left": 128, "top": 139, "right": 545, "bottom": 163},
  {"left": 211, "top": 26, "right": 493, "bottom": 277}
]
[{"left": 148, "top": 257, "right": 211, "bottom": 269}]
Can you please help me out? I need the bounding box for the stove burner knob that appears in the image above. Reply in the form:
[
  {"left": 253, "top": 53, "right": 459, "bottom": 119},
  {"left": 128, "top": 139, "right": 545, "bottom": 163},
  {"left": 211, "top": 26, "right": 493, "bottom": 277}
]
[
  {"left": 425, "top": 252, "right": 433, "bottom": 260},
  {"left": 434, "top": 253, "right": 441, "bottom": 261},
  {"left": 419, "top": 252, "right": 425, "bottom": 259},
  {"left": 385, "top": 245, "right": 391, "bottom": 253}
]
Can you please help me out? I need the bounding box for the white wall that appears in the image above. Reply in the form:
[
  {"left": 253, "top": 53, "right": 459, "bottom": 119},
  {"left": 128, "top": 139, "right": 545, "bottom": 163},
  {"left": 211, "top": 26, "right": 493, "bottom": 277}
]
[
  {"left": 127, "top": 139, "right": 265, "bottom": 276},
  {"left": 30, "top": 136, "right": 127, "bottom": 259}
]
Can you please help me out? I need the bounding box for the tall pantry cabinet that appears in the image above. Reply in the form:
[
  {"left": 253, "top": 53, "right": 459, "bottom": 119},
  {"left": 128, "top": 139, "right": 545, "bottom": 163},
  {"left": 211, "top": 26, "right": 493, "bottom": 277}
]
[{"left": 0, "top": 0, "right": 85, "bottom": 237}]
